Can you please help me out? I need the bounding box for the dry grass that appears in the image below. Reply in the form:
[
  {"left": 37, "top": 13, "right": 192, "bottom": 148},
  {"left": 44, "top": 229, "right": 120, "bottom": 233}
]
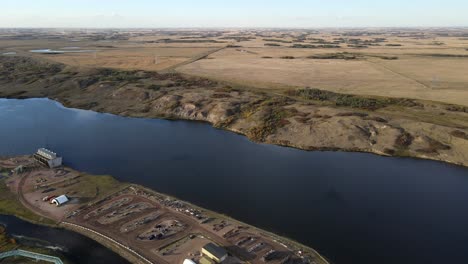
[
  {"left": 39, "top": 47, "right": 218, "bottom": 71},
  {"left": 2, "top": 29, "right": 468, "bottom": 105},
  {"left": 178, "top": 42, "right": 468, "bottom": 106}
]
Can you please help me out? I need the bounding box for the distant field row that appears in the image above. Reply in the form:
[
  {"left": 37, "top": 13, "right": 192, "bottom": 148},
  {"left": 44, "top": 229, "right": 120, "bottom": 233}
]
[{"left": 2, "top": 32, "right": 467, "bottom": 105}]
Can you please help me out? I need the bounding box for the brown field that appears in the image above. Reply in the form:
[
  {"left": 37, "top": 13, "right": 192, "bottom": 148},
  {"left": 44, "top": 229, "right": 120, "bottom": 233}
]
[
  {"left": 178, "top": 43, "right": 468, "bottom": 106},
  {"left": 45, "top": 47, "right": 215, "bottom": 71},
  {"left": 2, "top": 28, "right": 467, "bottom": 105}
]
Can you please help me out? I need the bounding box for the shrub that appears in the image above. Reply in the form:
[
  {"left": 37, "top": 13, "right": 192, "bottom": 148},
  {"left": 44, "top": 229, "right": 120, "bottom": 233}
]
[
  {"left": 147, "top": 84, "right": 161, "bottom": 91},
  {"left": 264, "top": 43, "right": 281, "bottom": 47},
  {"left": 395, "top": 131, "right": 414, "bottom": 148},
  {"left": 307, "top": 53, "right": 358, "bottom": 60},
  {"left": 450, "top": 130, "right": 468, "bottom": 140}
]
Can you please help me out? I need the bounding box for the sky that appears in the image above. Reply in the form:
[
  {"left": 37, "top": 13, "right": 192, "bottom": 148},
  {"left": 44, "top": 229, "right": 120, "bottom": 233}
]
[{"left": 1, "top": 0, "right": 467, "bottom": 28}]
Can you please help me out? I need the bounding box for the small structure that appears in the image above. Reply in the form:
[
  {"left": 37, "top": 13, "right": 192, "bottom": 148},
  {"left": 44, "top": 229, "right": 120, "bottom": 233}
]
[
  {"left": 201, "top": 243, "right": 228, "bottom": 263},
  {"left": 51, "top": 195, "right": 69, "bottom": 207},
  {"left": 34, "top": 148, "right": 62, "bottom": 168},
  {"left": 12, "top": 165, "right": 25, "bottom": 174},
  {"left": 183, "top": 259, "right": 197, "bottom": 264}
]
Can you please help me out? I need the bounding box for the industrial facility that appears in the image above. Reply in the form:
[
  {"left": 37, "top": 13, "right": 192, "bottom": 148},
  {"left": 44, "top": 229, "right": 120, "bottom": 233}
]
[
  {"left": 33, "top": 148, "right": 62, "bottom": 168},
  {"left": 201, "top": 243, "right": 228, "bottom": 263}
]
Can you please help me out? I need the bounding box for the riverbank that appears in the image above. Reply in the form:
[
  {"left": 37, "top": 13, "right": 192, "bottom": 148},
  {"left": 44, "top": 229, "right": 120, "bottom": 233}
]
[
  {"left": 0, "top": 156, "right": 330, "bottom": 264},
  {"left": 0, "top": 224, "right": 69, "bottom": 264},
  {"left": 0, "top": 55, "right": 467, "bottom": 167}
]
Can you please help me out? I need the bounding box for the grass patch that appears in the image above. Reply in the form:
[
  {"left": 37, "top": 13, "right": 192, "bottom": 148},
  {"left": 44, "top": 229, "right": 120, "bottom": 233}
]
[
  {"left": 262, "top": 38, "right": 291, "bottom": 43},
  {"left": 450, "top": 130, "right": 468, "bottom": 140},
  {"left": 0, "top": 179, "right": 54, "bottom": 225},
  {"left": 416, "top": 136, "right": 451, "bottom": 154},
  {"left": 248, "top": 99, "right": 297, "bottom": 141},
  {"left": 147, "top": 84, "right": 162, "bottom": 91},
  {"left": 287, "top": 88, "right": 421, "bottom": 110},
  {"left": 72, "top": 174, "right": 125, "bottom": 202},
  {"left": 291, "top": 44, "right": 340, "bottom": 49},
  {"left": 307, "top": 52, "right": 358, "bottom": 60},
  {"left": 446, "top": 105, "right": 468, "bottom": 113},
  {"left": 420, "top": 54, "right": 468, "bottom": 58},
  {"left": 97, "top": 68, "right": 143, "bottom": 82}
]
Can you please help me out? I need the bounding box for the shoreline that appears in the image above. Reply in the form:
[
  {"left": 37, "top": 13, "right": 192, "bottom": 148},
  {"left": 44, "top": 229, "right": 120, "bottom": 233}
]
[
  {"left": 0, "top": 56, "right": 468, "bottom": 167},
  {"left": 5, "top": 96, "right": 467, "bottom": 169},
  {"left": 0, "top": 55, "right": 466, "bottom": 168},
  {"left": 0, "top": 157, "right": 331, "bottom": 264}
]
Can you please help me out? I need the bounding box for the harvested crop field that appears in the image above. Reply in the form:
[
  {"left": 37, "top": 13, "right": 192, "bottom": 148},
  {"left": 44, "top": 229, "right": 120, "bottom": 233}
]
[{"left": 179, "top": 47, "right": 468, "bottom": 106}]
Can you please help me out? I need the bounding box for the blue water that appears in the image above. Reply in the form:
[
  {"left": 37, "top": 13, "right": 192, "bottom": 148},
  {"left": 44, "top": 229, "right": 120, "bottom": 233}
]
[
  {"left": 0, "top": 98, "right": 467, "bottom": 264},
  {"left": 0, "top": 215, "right": 128, "bottom": 263}
]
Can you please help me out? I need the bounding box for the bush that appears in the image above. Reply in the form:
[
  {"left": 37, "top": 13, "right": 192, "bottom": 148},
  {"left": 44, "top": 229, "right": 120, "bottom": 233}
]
[
  {"left": 395, "top": 131, "right": 414, "bottom": 148},
  {"left": 289, "top": 88, "right": 418, "bottom": 110},
  {"left": 147, "top": 84, "right": 162, "bottom": 91},
  {"left": 450, "top": 130, "right": 468, "bottom": 140},
  {"left": 98, "top": 68, "right": 141, "bottom": 82},
  {"left": 291, "top": 44, "right": 340, "bottom": 49},
  {"left": 307, "top": 53, "right": 358, "bottom": 60}
]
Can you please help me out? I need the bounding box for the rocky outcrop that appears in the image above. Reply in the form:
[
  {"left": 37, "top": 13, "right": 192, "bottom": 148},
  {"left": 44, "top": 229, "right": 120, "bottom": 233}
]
[{"left": 1, "top": 55, "right": 467, "bottom": 167}]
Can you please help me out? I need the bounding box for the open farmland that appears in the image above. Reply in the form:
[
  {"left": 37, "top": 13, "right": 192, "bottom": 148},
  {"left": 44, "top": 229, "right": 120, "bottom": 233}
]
[
  {"left": 177, "top": 30, "right": 468, "bottom": 106},
  {"left": 2, "top": 28, "right": 467, "bottom": 105},
  {"left": 45, "top": 47, "right": 219, "bottom": 71},
  {"left": 1, "top": 28, "right": 467, "bottom": 167}
]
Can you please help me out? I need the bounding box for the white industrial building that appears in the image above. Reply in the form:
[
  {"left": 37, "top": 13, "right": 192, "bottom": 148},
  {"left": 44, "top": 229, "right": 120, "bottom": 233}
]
[
  {"left": 34, "top": 148, "right": 62, "bottom": 168},
  {"left": 51, "top": 195, "right": 69, "bottom": 206}
]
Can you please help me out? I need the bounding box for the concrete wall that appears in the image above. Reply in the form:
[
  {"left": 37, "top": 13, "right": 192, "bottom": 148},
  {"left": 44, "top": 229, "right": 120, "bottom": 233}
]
[{"left": 47, "top": 157, "right": 62, "bottom": 168}]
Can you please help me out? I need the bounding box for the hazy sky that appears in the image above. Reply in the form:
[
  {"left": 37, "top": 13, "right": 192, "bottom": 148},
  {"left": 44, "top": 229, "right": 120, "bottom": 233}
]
[{"left": 1, "top": 0, "right": 467, "bottom": 28}]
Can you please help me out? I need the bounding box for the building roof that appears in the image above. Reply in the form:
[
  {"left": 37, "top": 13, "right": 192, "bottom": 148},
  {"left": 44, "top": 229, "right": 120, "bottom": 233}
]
[
  {"left": 202, "top": 243, "right": 227, "bottom": 259},
  {"left": 37, "top": 148, "right": 57, "bottom": 159},
  {"left": 183, "top": 259, "right": 197, "bottom": 264},
  {"left": 53, "top": 195, "right": 69, "bottom": 205},
  {"left": 199, "top": 257, "right": 215, "bottom": 264}
]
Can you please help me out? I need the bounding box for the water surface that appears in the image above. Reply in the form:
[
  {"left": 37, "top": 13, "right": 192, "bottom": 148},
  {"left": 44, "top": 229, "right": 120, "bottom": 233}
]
[
  {"left": 0, "top": 98, "right": 467, "bottom": 264},
  {"left": 0, "top": 215, "right": 129, "bottom": 264},
  {"left": 29, "top": 49, "right": 96, "bottom": 54}
]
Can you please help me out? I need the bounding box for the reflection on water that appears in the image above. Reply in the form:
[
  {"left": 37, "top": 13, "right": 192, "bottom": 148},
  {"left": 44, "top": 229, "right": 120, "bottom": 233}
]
[
  {"left": 0, "top": 214, "right": 129, "bottom": 264},
  {"left": 0, "top": 98, "right": 468, "bottom": 264}
]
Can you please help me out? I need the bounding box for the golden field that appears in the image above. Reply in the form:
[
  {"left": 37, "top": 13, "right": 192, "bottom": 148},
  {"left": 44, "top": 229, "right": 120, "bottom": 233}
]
[{"left": 1, "top": 28, "right": 468, "bottom": 105}]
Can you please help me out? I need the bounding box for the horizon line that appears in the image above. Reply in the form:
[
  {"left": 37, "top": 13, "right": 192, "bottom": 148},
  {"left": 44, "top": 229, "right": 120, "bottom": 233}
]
[{"left": 1, "top": 26, "right": 468, "bottom": 30}]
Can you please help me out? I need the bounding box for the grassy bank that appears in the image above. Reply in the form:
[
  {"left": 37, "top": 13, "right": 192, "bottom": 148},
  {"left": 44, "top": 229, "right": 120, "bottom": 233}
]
[{"left": 0, "top": 178, "right": 55, "bottom": 226}]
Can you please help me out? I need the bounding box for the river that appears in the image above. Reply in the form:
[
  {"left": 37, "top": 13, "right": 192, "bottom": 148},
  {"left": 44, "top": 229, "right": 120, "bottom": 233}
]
[
  {"left": 0, "top": 98, "right": 467, "bottom": 264},
  {"left": 0, "top": 214, "right": 129, "bottom": 263}
]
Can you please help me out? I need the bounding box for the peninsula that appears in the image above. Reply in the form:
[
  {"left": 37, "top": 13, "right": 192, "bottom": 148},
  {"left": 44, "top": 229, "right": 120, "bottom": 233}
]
[{"left": 0, "top": 155, "right": 329, "bottom": 264}]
